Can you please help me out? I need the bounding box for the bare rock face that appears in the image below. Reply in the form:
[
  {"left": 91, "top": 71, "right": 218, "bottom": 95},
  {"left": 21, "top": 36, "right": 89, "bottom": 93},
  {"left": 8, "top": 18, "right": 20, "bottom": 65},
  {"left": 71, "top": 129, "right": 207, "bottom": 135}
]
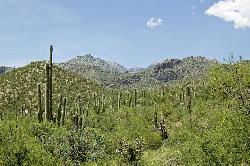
[{"left": 153, "top": 59, "right": 181, "bottom": 71}]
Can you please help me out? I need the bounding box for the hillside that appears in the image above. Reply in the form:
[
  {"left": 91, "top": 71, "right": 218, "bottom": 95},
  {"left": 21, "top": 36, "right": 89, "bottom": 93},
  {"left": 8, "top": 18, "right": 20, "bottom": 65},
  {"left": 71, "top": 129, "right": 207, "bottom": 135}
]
[
  {"left": 0, "top": 66, "right": 13, "bottom": 75},
  {"left": 0, "top": 61, "right": 103, "bottom": 112},
  {"left": 0, "top": 60, "right": 249, "bottom": 165},
  {"left": 58, "top": 54, "right": 127, "bottom": 85},
  {"left": 112, "top": 56, "right": 218, "bottom": 88},
  {"left": 59, "top": 55, "right": 217, "bottom": 88}
]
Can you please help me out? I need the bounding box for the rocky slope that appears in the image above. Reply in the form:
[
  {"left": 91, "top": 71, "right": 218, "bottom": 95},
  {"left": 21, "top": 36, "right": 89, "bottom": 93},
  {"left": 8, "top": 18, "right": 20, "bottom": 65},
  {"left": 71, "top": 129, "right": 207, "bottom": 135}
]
[
  {"left": 59, "top": 55, "right": 218, "bottom": 88},
  {"left": 0, "top": 66, "right": 13, "bottom": 74},
  {"left": 58, "top": 54, "right": 127, "bottom": 85}
]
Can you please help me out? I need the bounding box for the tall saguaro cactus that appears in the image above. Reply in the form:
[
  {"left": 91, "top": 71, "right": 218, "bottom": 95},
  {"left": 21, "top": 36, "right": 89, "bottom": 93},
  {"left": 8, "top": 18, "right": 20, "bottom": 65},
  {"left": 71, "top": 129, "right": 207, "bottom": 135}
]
[
  {"left": 57, "top": 94, "right": 63, "bottom": 126},
  {"left": 62, "top": 97, "right": 67, "bottom": 126},
  {"left": 44, "top": 45, "right": 54, "bottom": 122},
  {"left": 45, "top": 63, "right": 50, "bottom": 121},
  {"left": 49, "top": 45, "right": 53, "bottom": 120},
  {"left": 186, "top": 86, "right": 192, "bottom": 114},
  {"left": 37, "top": 83, "right": 43, "bottom": 122},
  {"left": 118, "top": 92, "right": 122, "bottom": 111},
  {"left": 134, "top": 89, "right": 137, "bottom": 107}
]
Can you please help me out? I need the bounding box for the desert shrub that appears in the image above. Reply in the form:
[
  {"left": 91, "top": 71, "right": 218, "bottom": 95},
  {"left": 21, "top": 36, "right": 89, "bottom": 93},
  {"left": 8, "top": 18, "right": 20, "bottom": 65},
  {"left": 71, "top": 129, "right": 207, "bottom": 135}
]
[
  {"left": 30, "top": 122, "right": 107, "bottom": 164},
  {"left": 181, "top": 108, "right": 250, "bottom": 165},
  {"left": 206, "top": 63, "right": 250, "bottom": 114},
  {"left": 116, "top": 137, "right": 144, "bottom": 165},
  {"left": 0, "top": 119, "right": 57, "bottom": 165}
]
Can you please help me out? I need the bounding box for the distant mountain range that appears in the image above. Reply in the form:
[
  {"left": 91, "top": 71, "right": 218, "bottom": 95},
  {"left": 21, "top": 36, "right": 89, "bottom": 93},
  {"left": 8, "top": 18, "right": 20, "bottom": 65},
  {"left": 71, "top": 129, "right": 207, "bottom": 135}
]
[
  {"left": 59, "top": 54, "right": 127, "bottom": 85},
  {"left": 0, "top": 66, "right": 13, "bottom": 75},
  {"left": 58, "top": 54, "right": 218, "bottom": 88}
]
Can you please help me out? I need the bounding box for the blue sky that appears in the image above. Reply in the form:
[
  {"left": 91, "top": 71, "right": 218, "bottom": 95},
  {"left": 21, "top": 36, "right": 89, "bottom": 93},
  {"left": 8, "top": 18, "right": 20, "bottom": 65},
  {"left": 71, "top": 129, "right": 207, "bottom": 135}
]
[{"left": 0, "top": 0, "right": 250, "bottom": 68}]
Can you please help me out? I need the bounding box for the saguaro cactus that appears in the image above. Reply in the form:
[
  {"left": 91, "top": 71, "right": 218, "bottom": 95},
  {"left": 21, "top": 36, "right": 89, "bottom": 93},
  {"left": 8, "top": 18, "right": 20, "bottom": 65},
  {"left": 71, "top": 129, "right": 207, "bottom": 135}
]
[
  {"left": 153, "top": 111, "right": 158, "bottom": 129},
  {"left": 79, "top": 117, "right": 83, "bottom": 129},
  {"left": 21, "top": 105, "right": 24, "bottom": 116},
  {"left": 129, "top": 94, "right": 133, "bottom": 107},
  {"left": 77, "top": 95, "right": 82, "bottom": 116},
  {"left": 118, "top": 92, "right": 122, "bottom": 111},
  {"left": 37, "top": 83, "right": 43, "bottom": 123},
  {"left": 186, "top": 86, "right": 192, "bottom": 114},
  {"left": 57, "top": 94, "right": 63, "bottom": 126},
  {"left": 62, "top": 97, "right": 67, "bottom": 126},
  {"left": 45, "top": 63, "right": 50, "bottom": 121},
  {"left": 44, "top": 45, "right": 54, "bottom": 122},
  {"left": 53, "top": 114, "right": 57, "bottom": 124},
  {"left": 134, "top": 89, "right": 137, "bottom": 107},
  {"left": 75, "top": 114, "right": 79, "bottom": 129},
  {"left": 0, "top": 111, "right": 3, "bottom": 120},
  {"left": 159, "top": 113, "right": 168, "bottom": 140},
  {"left": 49, "top": 45, "right": 53, "bottom": 120},
  {"left": 101, "top": 94, "right": 105, "bottom": 112}
]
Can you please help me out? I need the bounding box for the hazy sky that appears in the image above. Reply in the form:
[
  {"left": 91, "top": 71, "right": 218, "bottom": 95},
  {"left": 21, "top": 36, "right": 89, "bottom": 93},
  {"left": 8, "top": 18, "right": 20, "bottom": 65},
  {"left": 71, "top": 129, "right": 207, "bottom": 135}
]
[{"left": 0, "top": 0, "right": 250, "bottom": 68}]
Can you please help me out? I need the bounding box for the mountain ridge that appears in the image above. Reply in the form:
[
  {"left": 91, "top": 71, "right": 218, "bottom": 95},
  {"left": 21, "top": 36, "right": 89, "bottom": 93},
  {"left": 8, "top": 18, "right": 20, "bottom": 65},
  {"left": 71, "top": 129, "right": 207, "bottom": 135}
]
[
  {"left": 0, "top": 66, "right": 13, "bottom": 75},
  {"left": 58, "top": 54, "right": 218, "bottom": 88}
]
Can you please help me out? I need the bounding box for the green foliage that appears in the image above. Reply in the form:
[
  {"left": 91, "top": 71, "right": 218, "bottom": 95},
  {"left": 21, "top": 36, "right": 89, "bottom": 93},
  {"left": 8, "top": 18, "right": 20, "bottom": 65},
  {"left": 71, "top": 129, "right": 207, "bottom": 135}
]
[
  {"left": 0, "top": 118, "right": 56, "bottom": 165},
  {"left": 0, "top": 61, "right": 249, "bottom": 165},
  {"left": 181, "top": 108, "right": 250, "bottom": 165},
  {"left": 206, "top": 63, "right": 250, "bottom": 114}
]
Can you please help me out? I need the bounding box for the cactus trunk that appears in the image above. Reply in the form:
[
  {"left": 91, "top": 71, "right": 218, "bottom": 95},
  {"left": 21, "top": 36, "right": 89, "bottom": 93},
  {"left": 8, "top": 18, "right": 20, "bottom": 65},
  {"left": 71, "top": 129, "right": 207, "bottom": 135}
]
[
  {"left": 49, "top": 45, "right": 53, "bottom": 121},
  {"left": 37, "top": 83, "right": 43, "bottom": 123},
  {"left": 45, "top": 63, "right": 50, "bottom": 121},
  {"left": 62, "top": 97, "right": 67, "bottom": 126},
  {"left": 57, "top": 94, "right": 63, "bottom": 126}
]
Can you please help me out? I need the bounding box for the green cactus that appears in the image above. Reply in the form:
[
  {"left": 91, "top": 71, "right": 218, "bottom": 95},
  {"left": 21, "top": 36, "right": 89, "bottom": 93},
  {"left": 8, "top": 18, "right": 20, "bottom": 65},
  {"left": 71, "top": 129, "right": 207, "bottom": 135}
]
[
  {"left": 86, "top": 104, "right": 89, "bottom": 118},
  {"left": 29, "top": 108, "right": 32, "bottom": 117},
  {"left": 129, "top": 93, "right": 133, "bottom": 107},
  {"left": 153, "top": 111, "right": 158, "bottom": 129},
  {"left": 37, "top": 83, "right": 43, "bottom": 123},
  {"left": 75, "top": 114, "right": 79, "bottom": 129},
  {"left": 79, "top": 117, "right": 83, "bottom": 129},
  {"left": 186, "top": 86, "right": 192, "bottom": 114},
  {"left": 21, "top": 105, "right": 24, "bottom": 116},
  {"left": 57, "top": 94, "right": 63, "bottom": 126},
  {"left": 53, "top": 114, "right": 57, "bottom": 124},
  {"left": 45, "top": 63, "right": 50, "bottom": 121},
  {"left": 62, "top": 97, "right": 67, "bottom": 126},
  {"left": 49, "top": 45, "right": 53, "bottom": 120},
  {"left": 0, "top": 111, "right": 3, "bottom": 120},
  {"left": 118, "top": 92, "right": 122, "bottom": 111},
  {"left": 134, "top": 89, "right": 137, "bottom": 107},
  {"left": 101, "top": 94, "right": 105, "bottom": 112},
  {"left": 159, "top": 113, "right": 168, "bottom": 140},
  {"left": 77, "top": 95, "right": 82, "bottom": 116}
]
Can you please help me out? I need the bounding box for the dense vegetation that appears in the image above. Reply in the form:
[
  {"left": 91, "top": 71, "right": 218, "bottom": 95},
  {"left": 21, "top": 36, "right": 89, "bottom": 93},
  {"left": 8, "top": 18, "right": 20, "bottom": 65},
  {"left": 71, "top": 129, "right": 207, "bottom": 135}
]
[{"left": 0, "top": 59, "right": 249, "bottom": 165}]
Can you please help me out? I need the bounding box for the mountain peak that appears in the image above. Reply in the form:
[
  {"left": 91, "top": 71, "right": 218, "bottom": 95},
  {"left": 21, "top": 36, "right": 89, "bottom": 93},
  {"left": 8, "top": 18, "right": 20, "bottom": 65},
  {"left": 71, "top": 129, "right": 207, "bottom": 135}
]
[
  {"left": 59, "top": 55, "right": 217, "bottom": 88},
  {"left": 82, "top": 54, "right": 95, "bottom": 59}
]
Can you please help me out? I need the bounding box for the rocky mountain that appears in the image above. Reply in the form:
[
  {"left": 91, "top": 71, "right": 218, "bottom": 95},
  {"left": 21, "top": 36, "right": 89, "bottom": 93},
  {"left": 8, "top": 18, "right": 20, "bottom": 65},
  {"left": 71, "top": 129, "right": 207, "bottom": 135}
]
[
  {"left": 59, "top": 55, "right": 218, "bottom": 88},
  {"left": 0, "top": 66, "right": 13, "bottom": 75},
  {"left": 58, "top": 54, "right": 127, "bottom": 85}
]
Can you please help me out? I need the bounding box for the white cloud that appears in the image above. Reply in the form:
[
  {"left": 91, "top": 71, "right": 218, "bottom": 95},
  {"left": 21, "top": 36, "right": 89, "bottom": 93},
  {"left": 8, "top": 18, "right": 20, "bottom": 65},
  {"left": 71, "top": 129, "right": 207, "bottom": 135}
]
[
  {"left": 146, "top": 17, "right": 163, "bottom": 29},
  {"left": 205, "top": 0, "right": 250, "bottom": 29}
]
